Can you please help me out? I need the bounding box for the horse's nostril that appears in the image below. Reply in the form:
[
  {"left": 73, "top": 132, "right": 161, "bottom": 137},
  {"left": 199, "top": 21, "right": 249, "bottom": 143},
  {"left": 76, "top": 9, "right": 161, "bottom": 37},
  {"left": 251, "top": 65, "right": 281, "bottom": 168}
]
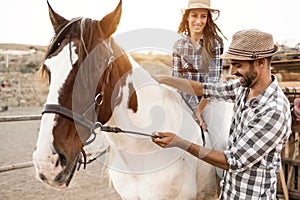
[
  {"left": 39, "top": 173, "right": 47, "bottom": 181},
  {"left": 54, "top": 172, "right": 64, "bottom": 183},
  {"left": 55, "top": 158, "right": 59, "bottom": 167},
  {"left": 59, "top": 153, "right": 67, "bottom": 168}
]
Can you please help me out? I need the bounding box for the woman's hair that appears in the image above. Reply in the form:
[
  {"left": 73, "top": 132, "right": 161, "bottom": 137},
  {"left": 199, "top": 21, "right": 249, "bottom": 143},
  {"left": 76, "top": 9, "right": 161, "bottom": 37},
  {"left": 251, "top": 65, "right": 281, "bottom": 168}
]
[{"left": 178, "top": 9, "right": 226, "bottom": 58}]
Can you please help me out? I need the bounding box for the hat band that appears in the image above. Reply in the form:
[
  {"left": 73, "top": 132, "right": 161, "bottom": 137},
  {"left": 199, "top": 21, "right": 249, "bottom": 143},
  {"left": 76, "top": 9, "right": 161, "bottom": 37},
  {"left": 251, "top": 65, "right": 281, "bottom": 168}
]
[
  {"left": 228, "top": 47, "right": 276, "bottom": 59},
  {"left": 189, "top": 3, "right": 210, "bottom": 8}
]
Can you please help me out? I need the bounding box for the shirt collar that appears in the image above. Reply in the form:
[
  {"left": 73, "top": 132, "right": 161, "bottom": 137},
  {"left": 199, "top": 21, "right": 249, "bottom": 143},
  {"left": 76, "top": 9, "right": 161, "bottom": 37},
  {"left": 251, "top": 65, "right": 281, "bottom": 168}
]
[
  {"left": 246, "top": 75, "right": 278, "bottom": 108},
  {"left": 185, "top": 34, "right": 204, "bottom": 43}
]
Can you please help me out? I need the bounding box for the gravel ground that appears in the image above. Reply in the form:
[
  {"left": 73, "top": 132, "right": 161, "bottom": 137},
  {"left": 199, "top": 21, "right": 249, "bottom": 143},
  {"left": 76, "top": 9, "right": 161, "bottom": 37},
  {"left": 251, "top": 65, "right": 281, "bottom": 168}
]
[{"left": 0, "top": 106, "right": 121, "bottom": 200}]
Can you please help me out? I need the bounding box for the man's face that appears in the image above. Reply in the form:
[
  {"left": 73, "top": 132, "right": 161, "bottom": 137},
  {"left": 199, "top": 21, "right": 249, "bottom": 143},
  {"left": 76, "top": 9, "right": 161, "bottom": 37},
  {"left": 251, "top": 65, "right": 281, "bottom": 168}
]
[{"left": 230, "top": 60, "right": 258, "bottom": 88}]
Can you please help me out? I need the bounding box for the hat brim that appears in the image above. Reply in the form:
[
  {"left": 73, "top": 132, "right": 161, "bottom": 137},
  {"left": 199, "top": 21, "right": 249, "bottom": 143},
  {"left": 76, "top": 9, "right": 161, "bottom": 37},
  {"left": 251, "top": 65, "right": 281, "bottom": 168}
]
[
  {"left": 220, "top": 45, "right": 278, "bottom": 60},
  {"left": 181, "top": 6, "right": 220, "bottom": 14},
  {"left": 181, "top": 7, "right": 220, "bottom": 20}
]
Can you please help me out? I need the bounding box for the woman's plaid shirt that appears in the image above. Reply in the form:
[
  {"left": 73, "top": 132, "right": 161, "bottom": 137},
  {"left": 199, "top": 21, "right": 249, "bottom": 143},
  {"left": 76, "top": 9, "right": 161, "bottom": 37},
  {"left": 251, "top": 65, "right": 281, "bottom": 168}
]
[
  {"left": 203, "top": 76, "right": 292, "bottom": 199},
  {"left": 172, "top": 35, "right": 223, "bottom": 109}
]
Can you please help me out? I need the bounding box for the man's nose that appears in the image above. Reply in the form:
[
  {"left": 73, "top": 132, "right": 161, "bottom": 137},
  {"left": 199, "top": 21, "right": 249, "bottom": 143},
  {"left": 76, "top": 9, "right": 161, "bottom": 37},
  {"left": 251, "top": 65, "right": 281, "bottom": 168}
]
[{"left": 230, "top": 65, "right": 236, "bottom": 75}]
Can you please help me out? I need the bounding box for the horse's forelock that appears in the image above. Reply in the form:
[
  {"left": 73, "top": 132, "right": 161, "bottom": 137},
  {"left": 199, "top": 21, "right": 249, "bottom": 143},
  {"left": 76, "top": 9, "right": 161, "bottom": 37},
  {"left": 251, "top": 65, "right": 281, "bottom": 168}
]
[{"left": 37, "top": 64, "right": 50, "bottom": 83}]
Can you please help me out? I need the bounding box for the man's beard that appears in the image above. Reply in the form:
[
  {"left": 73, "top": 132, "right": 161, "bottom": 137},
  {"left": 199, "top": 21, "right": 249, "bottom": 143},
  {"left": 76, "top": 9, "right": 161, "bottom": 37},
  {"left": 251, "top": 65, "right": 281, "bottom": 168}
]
[{"left": 236, "top": 64, "right": 258, "bottom": 88}]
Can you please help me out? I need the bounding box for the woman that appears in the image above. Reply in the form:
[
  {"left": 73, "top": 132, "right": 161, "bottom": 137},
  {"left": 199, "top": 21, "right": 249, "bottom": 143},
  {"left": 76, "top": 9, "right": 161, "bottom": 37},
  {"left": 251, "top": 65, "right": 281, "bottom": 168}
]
[{"left": 173, "top": 0, "right": 231, "bottom": 178}]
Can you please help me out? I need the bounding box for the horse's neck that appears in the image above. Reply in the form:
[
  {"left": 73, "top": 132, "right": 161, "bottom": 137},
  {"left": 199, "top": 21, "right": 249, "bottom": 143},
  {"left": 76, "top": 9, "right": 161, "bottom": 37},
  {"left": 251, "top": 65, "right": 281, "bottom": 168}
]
[
  {"left": 106, "top": 55, "right": 158, "bottom": 148},
  {"left": 106, "top": 55, "right": 202, "bottom": 148},
  {"left": 102, "top": 55, "right": 206, "bottom": 173}
]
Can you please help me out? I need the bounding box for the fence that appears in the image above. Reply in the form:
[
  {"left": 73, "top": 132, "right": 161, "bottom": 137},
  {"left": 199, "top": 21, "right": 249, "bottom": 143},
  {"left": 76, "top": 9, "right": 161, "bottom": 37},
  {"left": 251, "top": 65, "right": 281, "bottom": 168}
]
[
  {"left": 277, "top": 88, "right": 300, "bottom": 200},
  {"left": 0, "top": 114, "right": 41, "bottom": 173}
]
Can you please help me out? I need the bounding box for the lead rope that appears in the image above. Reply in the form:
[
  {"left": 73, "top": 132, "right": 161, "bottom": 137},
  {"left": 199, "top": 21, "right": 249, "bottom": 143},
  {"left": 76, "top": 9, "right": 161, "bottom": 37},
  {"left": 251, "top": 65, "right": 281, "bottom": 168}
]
[
  {"left": 77, "top": 123, "right": 161, "bottom": 171},
  {"left": 93, "top": 122, "right": 162, "bottom": 138},
  {"left": 179, "top": 93, "right": 206, "bottom": 147}
]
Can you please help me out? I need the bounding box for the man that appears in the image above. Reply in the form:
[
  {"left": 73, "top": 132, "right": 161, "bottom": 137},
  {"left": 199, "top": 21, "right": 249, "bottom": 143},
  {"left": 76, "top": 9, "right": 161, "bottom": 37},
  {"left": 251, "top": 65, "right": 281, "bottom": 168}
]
[{"left": 152, "top": 29, "right": 292, "bottom": 199}]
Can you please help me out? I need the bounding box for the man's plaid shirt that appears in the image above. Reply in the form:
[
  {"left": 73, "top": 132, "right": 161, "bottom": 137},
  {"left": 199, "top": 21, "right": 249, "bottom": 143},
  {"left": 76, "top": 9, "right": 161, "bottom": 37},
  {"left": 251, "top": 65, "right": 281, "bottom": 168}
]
[
  {"left": 203, "top": 75, "right": 292, "bottom": 199},
  {"left": 172, "top": 35, "right": 223, "bottom": 109}
]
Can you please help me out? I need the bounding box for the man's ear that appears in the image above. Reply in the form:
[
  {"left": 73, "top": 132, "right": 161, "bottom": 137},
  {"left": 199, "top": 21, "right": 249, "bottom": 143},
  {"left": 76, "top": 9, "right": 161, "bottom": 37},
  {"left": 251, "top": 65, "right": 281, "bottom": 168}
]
[{"left": 255, "top": 58, "right": 265, "bottom": 68}]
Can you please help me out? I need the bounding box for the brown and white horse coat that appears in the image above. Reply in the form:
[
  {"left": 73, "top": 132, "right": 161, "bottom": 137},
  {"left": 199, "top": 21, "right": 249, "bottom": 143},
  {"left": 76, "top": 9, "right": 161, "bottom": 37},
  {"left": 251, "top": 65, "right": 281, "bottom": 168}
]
[{"left": 33, "top": 1, "right": 219, "bottom": 199}]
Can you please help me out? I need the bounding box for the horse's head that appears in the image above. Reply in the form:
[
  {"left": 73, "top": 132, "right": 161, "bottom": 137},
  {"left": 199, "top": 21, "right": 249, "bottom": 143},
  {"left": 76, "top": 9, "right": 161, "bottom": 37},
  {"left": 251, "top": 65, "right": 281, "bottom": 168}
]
[{"left": 33, "top": 0, "right": 137, "bottom": 188}]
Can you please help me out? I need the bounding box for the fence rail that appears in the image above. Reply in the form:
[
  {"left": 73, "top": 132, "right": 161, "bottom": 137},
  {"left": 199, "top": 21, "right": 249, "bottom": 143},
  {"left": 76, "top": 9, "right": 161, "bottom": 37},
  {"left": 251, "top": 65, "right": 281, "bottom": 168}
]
[
  {"left": 0, "top": 115, "right": 41, "bottom": 122},
  {"left": 0, "top": 114, "right": 40, "bottom": 172},
  {"left": 0, "top": 161, "right": 33, "bottom": 173}
]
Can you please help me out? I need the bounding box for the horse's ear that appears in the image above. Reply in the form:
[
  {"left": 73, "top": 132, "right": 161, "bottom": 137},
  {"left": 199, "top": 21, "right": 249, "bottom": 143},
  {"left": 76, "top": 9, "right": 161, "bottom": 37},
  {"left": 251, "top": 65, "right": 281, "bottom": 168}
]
[
  {"left": 47, "top": 0, "right": 69, "bottom": 34},
  {"left": 99, "top": 0, "right": 122, "bottom": 38}
]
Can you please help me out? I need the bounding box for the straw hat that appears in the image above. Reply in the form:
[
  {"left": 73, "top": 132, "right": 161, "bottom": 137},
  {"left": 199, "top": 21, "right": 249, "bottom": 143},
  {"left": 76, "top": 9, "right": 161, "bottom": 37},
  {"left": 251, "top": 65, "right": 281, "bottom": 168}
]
[
  {"left": 181, "top": 0, "right": 220, "bottom": 14},
  {"left": 221, "top": 29, "right": 278, "bottom": 60}
]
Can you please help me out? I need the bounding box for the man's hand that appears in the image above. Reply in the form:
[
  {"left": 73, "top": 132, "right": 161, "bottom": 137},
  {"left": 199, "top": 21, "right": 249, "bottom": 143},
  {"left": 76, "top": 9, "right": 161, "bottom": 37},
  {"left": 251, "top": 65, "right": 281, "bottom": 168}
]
[
  {"left": 152, "top": 75, "right": 167, "bottom": 84},
  {"left": 151, "top": 132, "right": 191, "bottom": 150}
]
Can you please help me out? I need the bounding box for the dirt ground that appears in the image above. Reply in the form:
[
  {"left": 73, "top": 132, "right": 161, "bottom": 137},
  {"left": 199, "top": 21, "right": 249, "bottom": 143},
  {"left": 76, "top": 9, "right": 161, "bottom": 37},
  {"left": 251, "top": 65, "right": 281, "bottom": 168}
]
[{"left": 0, "top": 107, "right": 122, "bottom": 200}]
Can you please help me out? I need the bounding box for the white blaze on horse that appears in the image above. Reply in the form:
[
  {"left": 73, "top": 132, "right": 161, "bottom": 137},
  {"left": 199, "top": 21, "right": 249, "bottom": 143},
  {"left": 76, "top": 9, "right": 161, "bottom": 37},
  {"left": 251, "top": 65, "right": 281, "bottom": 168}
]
[{"left": 32, "top": 0, "right": 221, "bottom": 199}]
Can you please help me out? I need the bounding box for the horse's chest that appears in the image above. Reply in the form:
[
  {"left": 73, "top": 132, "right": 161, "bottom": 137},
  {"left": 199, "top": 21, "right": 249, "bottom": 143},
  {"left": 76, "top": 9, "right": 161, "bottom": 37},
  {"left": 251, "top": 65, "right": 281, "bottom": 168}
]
[{"left": 108, "top": 155, "right": 198, "bottom": 199}]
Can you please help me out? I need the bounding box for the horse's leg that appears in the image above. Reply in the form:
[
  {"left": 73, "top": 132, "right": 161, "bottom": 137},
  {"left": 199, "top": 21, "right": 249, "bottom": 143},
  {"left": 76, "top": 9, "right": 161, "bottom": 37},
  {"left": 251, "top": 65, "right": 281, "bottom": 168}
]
[{"left": 195, "top": 134, "right": 219, "bottom": 200}]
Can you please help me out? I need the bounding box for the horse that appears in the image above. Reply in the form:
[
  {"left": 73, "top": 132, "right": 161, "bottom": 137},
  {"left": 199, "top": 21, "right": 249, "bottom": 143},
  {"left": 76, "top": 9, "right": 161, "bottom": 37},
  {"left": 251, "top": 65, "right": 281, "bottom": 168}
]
[{"left": 32, "top": 0, "right": 221, "bottom": 199}]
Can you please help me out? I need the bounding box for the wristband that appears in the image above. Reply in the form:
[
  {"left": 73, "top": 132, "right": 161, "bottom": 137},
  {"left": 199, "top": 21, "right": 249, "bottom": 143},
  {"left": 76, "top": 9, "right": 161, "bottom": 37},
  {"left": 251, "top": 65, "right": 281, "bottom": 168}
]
[
  {"left": 177, "top": 139, "right": 192, "bottom": 150},
  {"left": 198, "top": 146, "right": 211, "bottom": 159}
]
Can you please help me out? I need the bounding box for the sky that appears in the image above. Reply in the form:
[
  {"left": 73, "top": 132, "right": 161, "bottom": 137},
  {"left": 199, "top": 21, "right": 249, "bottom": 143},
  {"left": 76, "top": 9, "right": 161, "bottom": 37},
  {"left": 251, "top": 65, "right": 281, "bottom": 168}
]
[{"left": 0, "top": 0, "right": 299, "bottom": 50}]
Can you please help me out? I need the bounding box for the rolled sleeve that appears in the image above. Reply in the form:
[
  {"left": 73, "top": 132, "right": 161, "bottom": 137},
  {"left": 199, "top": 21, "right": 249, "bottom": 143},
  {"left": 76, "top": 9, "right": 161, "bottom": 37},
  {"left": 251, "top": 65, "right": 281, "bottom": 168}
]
[
  {"left": 224, "top": 109, "right": 290, "bottom": 172},
  {"left": 203, "top": 79, "right": 240, "bottom": 102}
]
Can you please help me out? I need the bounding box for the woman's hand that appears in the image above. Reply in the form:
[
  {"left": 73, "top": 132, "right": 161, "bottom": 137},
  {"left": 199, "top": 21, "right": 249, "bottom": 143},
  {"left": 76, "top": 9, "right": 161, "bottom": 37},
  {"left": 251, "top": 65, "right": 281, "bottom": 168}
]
[
  {"left": 195, "top": 111, "right": 207, "bottom": 132},
  {"left": 199, "top": 115, "right": 207, "bottom": 132},
  {"left": 196, "top": 99, "right": 209, "bottom": 132}
]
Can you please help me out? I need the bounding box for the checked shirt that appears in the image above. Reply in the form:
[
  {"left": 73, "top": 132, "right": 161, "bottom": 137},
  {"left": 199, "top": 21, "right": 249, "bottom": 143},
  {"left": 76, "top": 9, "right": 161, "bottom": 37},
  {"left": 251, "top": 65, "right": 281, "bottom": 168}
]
[
  {"left": 172, "top": 35, "right": 223, "bottom": 109},
  {"left": 203, "top": 75, "right": 292, "bottom": 199}
]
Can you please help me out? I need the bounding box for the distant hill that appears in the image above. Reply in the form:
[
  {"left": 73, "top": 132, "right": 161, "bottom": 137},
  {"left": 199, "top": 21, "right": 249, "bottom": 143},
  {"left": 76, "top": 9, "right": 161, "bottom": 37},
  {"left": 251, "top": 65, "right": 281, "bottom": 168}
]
[
  {"left": 0, "top": 43, "right": 46, "bottom": 73},
  {"left": 0, "top": 43, "right": 46, "bottom": 51},
  {"left": 0, "top": 43, "right": 173, "bottom": 74}
]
